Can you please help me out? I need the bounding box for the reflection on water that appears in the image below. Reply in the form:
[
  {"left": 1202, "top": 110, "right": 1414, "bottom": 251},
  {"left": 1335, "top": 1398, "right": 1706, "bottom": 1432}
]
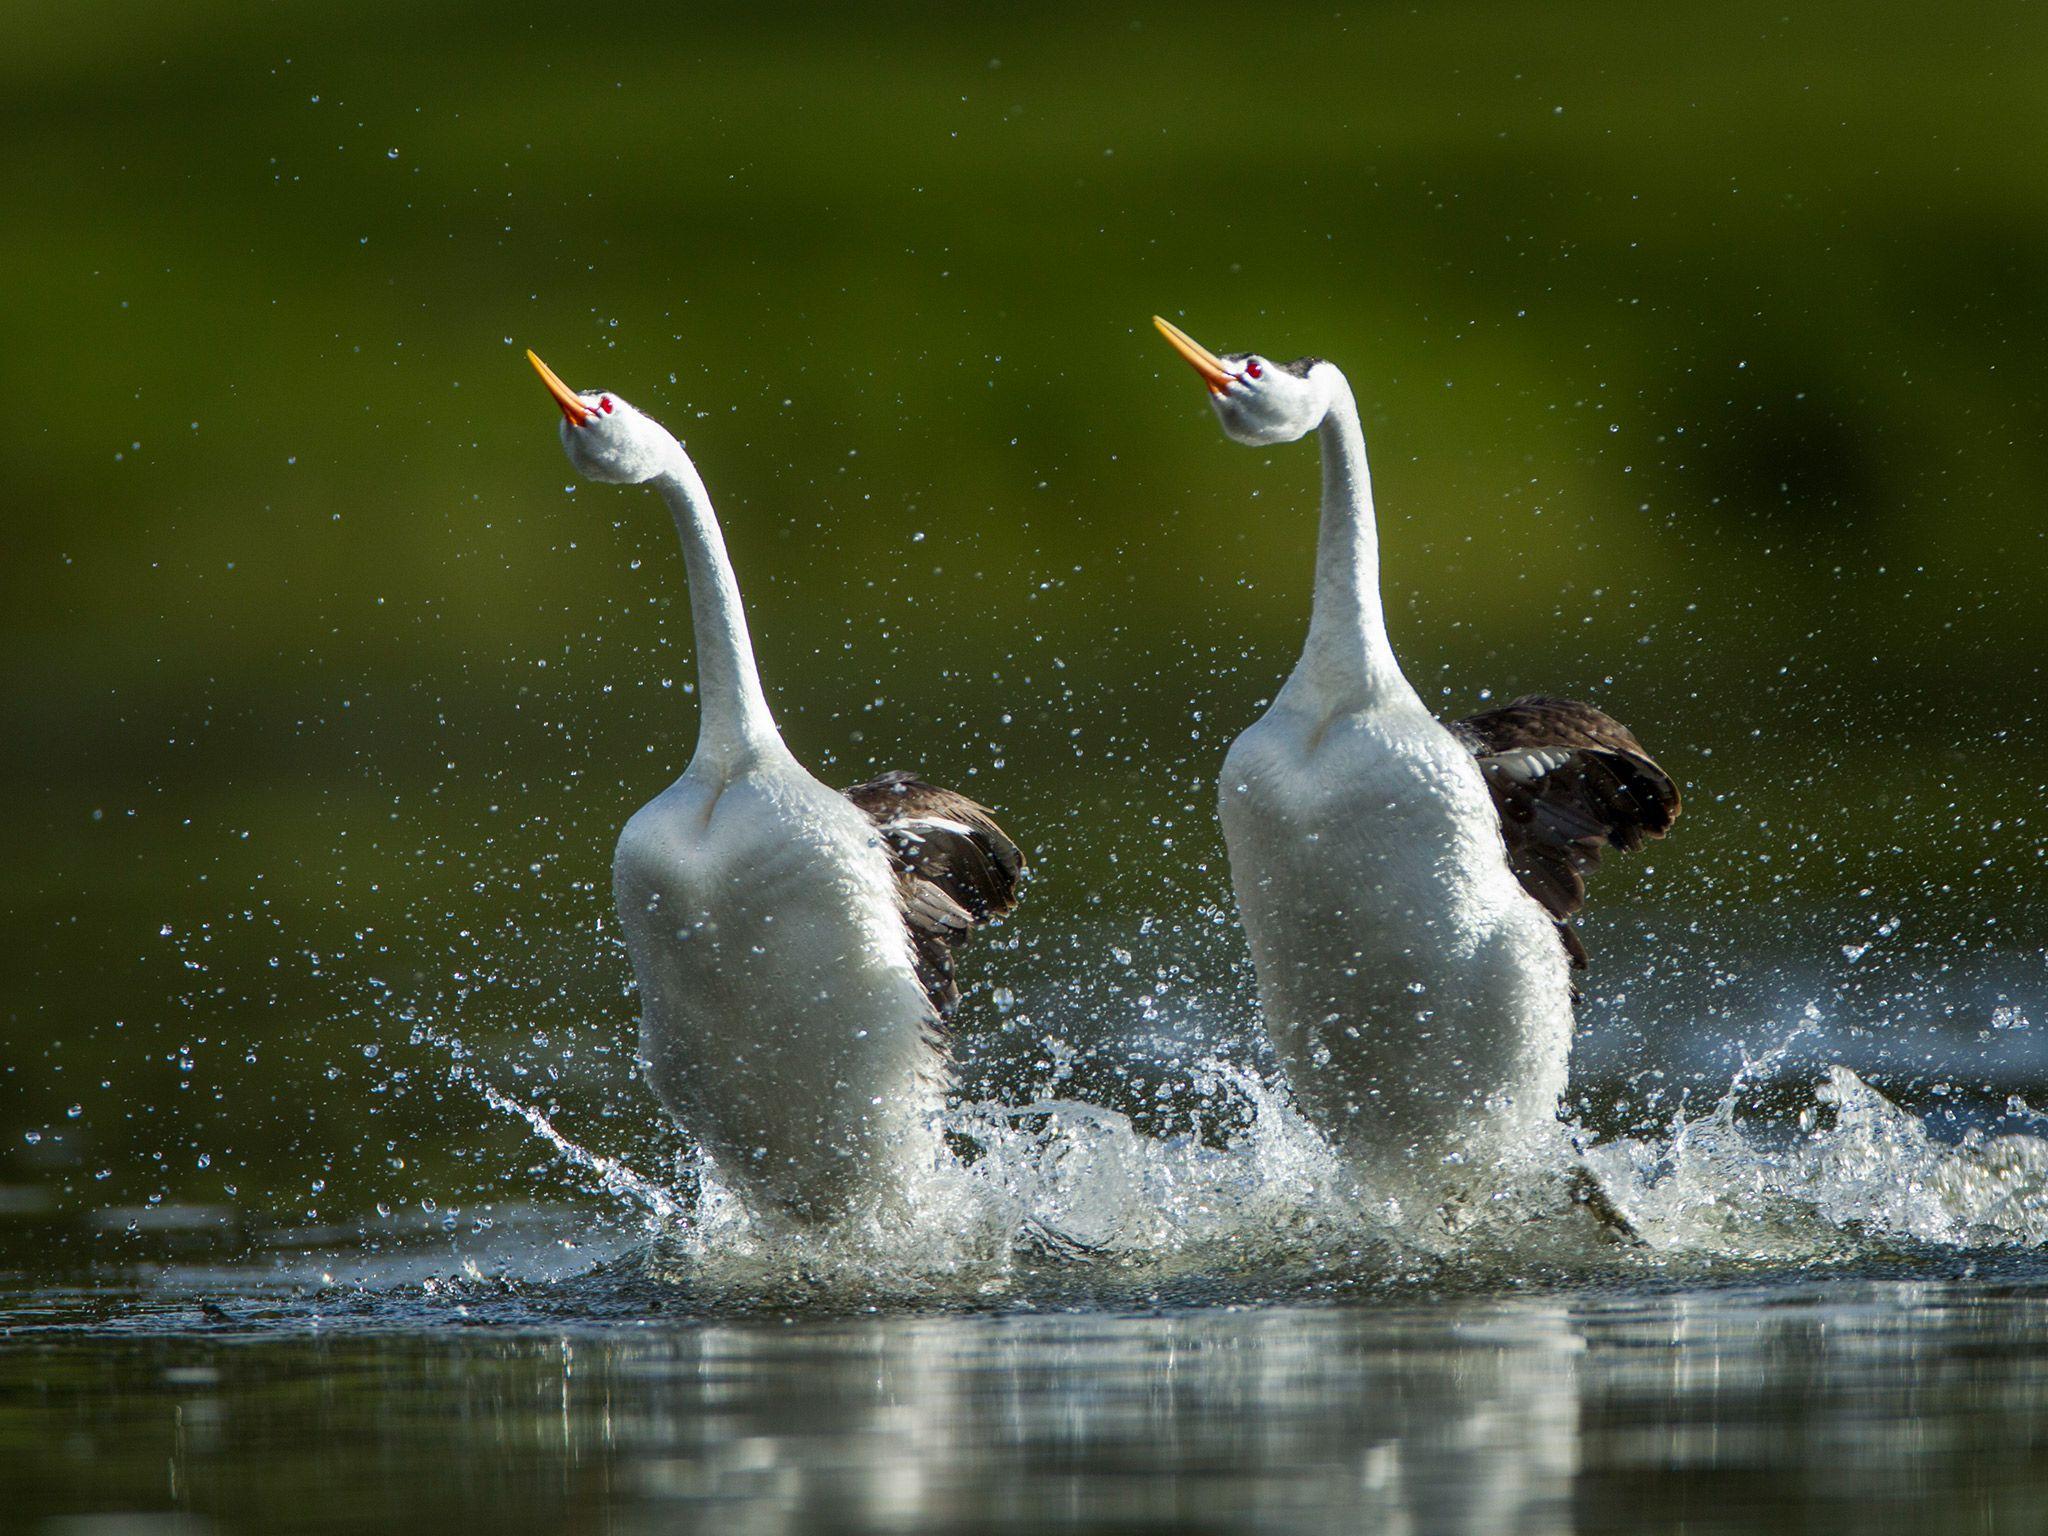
[
  {"left": 6, "top": 1271, "right": 2048, "bottom": 1533},
  {"left": 11, "top": 1025, "right": 2048, "bottom": 1532}
]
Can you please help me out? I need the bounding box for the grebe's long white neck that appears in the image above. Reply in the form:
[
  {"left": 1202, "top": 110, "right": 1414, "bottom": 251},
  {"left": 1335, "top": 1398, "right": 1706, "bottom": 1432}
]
[
  {"left": 522, "top": 347, "right": 782, "bottom": 771},
  {"left": 650, "top": 454, "right": 781, "bottom": 770},
  {"left": 1291, "top": 371, "right": 1415, "bottom": 713}
]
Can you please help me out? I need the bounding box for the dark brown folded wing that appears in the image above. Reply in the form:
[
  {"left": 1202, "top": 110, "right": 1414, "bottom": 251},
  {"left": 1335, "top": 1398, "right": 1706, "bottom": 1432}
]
[
  {"left": 1449, "top": 695, "right": 1680, "bottom": 972},
  {"left": 843, "top": 770, "right": 1026, "bottom": 1018}
]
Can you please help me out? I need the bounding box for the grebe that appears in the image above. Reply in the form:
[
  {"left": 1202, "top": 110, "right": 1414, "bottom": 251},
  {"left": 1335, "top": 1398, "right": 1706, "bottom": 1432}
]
[
  {"left": 528, "top": 349, "right": 1023, "bottom": 1223},
  {"left": 1154, "top": 317, "right": 1677, "bottom": 1197}
]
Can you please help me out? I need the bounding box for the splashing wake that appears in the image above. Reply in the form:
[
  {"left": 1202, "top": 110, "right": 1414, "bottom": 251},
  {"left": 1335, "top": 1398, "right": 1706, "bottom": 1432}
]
[{"left": 462, "top": 1010, "right": 2048, "bottom": 1308}]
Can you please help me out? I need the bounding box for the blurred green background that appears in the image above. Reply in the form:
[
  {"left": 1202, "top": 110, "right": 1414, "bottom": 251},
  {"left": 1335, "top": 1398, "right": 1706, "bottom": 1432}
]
[{"left": 6, "top": 0, "right": 2048, "bottom": 1245}]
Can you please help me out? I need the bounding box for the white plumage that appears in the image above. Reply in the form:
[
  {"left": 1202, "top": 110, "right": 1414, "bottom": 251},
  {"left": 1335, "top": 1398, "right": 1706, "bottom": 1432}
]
[{"left": 613, "top": 752, "right": 947, "bottom": 1221}]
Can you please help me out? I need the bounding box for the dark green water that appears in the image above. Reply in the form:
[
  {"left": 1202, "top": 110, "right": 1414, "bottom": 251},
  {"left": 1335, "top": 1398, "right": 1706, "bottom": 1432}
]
[
  {"left": 12, "top": 0, "right": 2048, "bottom": 1222},
  {"left": 8, "top": 1258, "right": 2048, "bottom": 1534}
]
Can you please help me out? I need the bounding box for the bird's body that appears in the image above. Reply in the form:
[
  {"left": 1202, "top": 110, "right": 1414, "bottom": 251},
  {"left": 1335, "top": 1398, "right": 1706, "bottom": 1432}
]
[
  {"left": 1220, "top": 685, "right": 1576, "bottom": 1174},
  {"left": 527, "top": 351, "right": 1020, "bottom": 1223},
  {"left": 1155, "top": 318, "right": 1677, "bottom": 1193},
  {"left": 615, "top": 751, "right": 948, "bottom": 1220}
]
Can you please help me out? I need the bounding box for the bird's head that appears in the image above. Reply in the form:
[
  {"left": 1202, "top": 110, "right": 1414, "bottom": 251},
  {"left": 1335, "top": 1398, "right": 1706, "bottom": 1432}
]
[
  {"left": 526, "top": 349, "right": 679, "bottom": 484},
  {"left": 1153, "top": 316, "right": 1333, "bottom": 447}
]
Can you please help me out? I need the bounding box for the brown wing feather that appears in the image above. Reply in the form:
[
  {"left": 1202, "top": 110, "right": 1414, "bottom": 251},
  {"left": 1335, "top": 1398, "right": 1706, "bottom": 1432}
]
[
  {"left": 1450, "top": 695, "right": 1680, "bottom": 972},
  {"left": 843, "top": 770, "right": 1025, "bottom": 1018}
]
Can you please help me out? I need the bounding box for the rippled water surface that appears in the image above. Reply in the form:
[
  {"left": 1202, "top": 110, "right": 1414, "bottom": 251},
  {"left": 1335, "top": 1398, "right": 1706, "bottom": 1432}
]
[
  {"left": 12, "top": 1018, "right": 2048, "bottom": 1533},
  {"left": 8, "top": 1251, "right": 2048, "bottom": 1535}
]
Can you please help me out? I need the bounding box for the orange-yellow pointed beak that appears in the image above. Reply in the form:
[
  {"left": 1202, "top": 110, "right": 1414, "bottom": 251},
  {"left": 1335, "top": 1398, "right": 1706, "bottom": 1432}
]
[
  {"left": 1152, "top": 315, "right": 1234, "bottom": 395},
  {"left": 526, "top": 348, "right": 592, "bottom": 427}
]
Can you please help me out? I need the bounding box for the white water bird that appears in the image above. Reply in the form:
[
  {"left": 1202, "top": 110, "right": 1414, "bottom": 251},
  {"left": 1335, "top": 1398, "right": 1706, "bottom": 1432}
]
[
  {"left": 527, "top": 350, "right": 1023, "bottom": 1223},
  {"left": 1154, "top": 316, "right": 1678, "bottom": 1197}
]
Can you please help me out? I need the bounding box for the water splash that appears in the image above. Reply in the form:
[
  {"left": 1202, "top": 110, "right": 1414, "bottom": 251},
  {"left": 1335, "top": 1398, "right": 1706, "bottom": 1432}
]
[
  {"left": 434, "top": 994, "right": 2048, "bottom": 1307},
  {"left": 477, "top": 1084, "right": 688, "bottom": 1224},
  {"left": 1593, "top": 1065, "right": 2048, "bottom": 1258}
]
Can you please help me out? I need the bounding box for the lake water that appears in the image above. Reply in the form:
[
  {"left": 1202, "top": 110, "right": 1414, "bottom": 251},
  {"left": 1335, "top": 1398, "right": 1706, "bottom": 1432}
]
[
  {"left": 15, "top": 895, "right": 2048, "bottom": 1533},
  {"left": 11, "top": 1033, "right": 2048, "bottom": 1536},
  {"left": 7, "top": 1246, "right": 2048, "bottom": 1534}
]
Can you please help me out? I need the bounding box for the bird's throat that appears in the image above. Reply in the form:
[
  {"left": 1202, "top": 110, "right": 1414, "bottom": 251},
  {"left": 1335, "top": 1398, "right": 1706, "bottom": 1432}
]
[
  {"left": 1292, "top": 378, "right": 1412, "bottom": 713},
  {"left": 652, "top": 464, "right": 783, "bottom": 770}
]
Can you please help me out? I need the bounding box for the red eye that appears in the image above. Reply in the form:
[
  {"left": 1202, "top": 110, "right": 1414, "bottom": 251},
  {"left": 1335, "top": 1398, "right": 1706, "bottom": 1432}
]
[
  {"left": 1244, "top": 360, "right": 1263, "bottom": 380},
  {"left": 599, "top": 397, "right": 614, "bottom": 414}
]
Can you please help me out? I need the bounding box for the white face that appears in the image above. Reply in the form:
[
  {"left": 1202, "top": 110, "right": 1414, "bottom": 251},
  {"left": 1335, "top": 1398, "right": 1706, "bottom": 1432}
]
[
  {"left": 1208, "top": 352, "right": 1334, "bottom": 447},
  {"left": 527, "top": 351, "right": 679, "bottom": 485},
  {"left": 1153, "top": 316, "right": 1333, "bottom": 447},
  {"left": 555, "top": 389, "right": 679, "bottom": 485}
]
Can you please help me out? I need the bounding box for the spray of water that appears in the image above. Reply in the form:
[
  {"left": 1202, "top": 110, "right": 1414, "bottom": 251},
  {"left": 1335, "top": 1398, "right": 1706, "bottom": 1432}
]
[{"left": 442, "top": 986, "right": 2048, "bottom": 1310}]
